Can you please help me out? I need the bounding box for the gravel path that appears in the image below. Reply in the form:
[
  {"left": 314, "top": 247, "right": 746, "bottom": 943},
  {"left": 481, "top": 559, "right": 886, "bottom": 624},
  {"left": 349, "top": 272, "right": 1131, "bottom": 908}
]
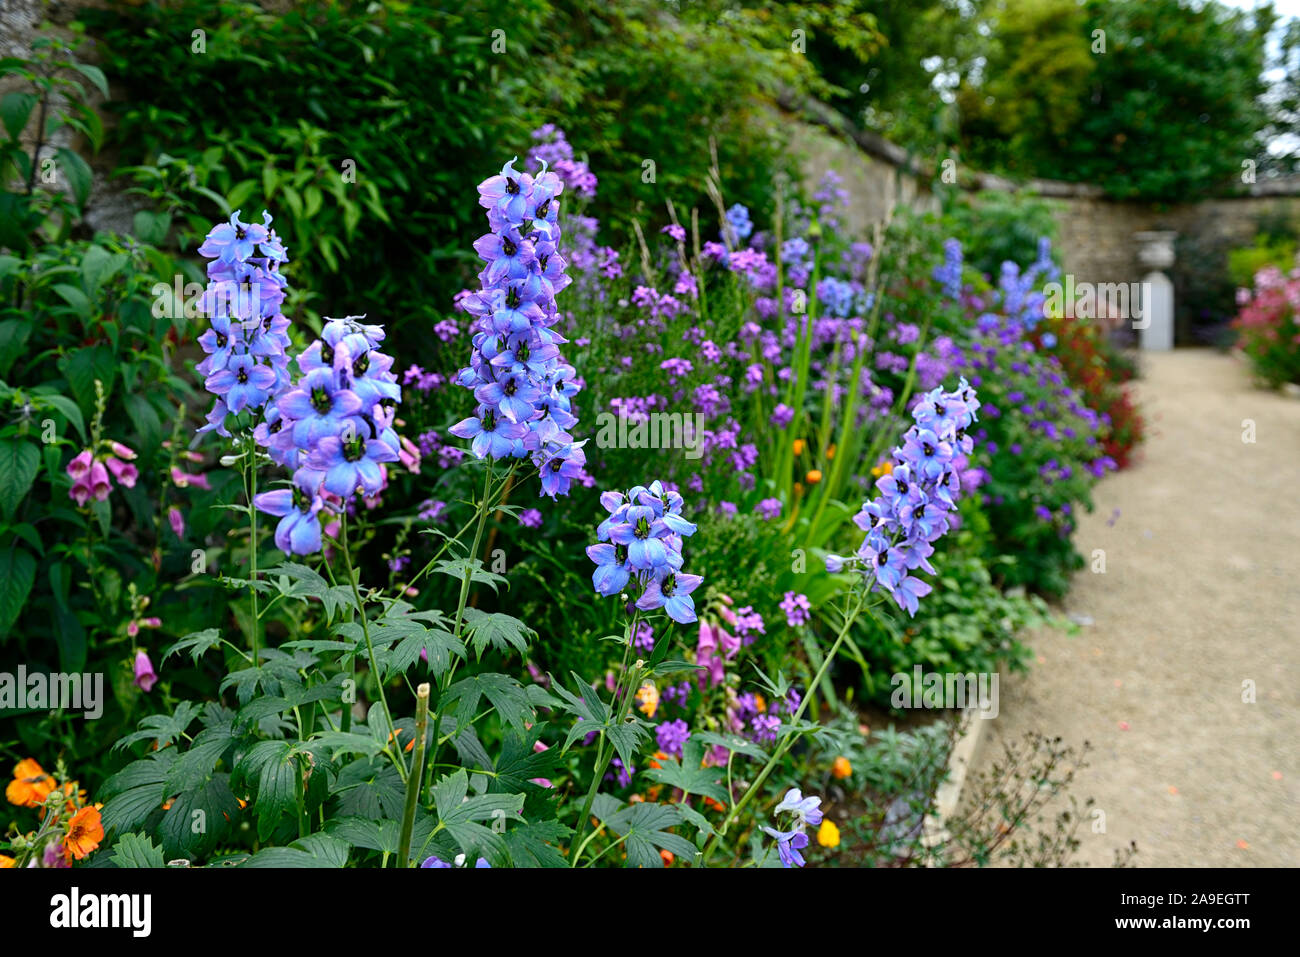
[{"left": 969, "top": 349, "right": 1300, "bottom": 867}]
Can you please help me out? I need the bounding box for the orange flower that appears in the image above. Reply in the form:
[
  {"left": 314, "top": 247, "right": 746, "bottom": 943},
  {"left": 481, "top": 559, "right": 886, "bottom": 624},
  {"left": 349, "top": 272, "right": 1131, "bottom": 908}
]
[
  {"left": 6, "top": 759, "right": 55, "bottom": 808},
  {"left": 826, "top": 444, "right": 836, "bottom": 460},
  {"left": 62, "top": 805, "right": 104, "bottom": 862},
  {"left": 660, "top": 849, "right": 675, "bottom": 865},
  {"left": 635, "top": 681, "right": 660, "bottom": 719},
  {"left": 387, "top": 729, "right": 416, "bottom": 753},
  {"left": 870, "top": 460, "right": 894, "bottom": 478},
  {"left": 646, "top": 785, "right": 663, "bottom": 802},
  {"left": 628, "top": 793, "right": 645, "bottom": 804},
  {"left": 831, "top": 756, "right": 852, "bottom": 780},
  {"left": 792, "top": 439, "right": 805, "bottom": 457},
  {"left": 806, "top": 469, "right": 822, "bottom": 485},
  {"left": 60, "top": 780, "right": 87, "bottom": 815},
  {"left": 702, "top": 796, "right": 727, "bottom": 812},
  {"left": 754, "top": 694, "right": 767, "bottom": 713},
  {"left": 647, "top": 751, "right": 669, "bottom": 770},
  {"left": 0, "top": 855, "right": 14, "bottom": 868}
]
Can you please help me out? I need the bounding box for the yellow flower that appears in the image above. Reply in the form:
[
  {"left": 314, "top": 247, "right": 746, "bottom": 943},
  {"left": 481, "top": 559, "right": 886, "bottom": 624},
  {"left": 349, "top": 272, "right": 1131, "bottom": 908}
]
[
  {"left": 0, "top": 855, "right": 15, "bottom": 868},
  {"left": 792, "top": 439, "right": 805, "bottom": 457},
  {"left": 832, "top": 756, "right": 852, "bottom": 779},
  {"left": 753, "top": 694, "right": 767, "bottom": 713},
  {"left": 806, "top": 469, "right": 822, "bottom": 485},
  {"left": 817, "top": 819, "right": 841, "bottom": 848},
  {"left": 826, "top": 444, "right": 836, "bottom": 460},
  {"left": 870, "top": 460, "right": 894, "bottom": 478},
  {"left": 635, "top": 681, "right": 660, "bottom": 718}
]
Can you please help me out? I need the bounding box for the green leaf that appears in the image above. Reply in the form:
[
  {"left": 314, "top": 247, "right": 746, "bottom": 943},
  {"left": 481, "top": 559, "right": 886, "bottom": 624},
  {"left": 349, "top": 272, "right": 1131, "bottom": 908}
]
[
  {"left": 240, "top": 833, "right": 350, "bottom": 868},
  {"left": 642, "top": 738, "right": 728, "bottom": 803},
  {"left": 60, "top": 345, "right": 114, "bottom": 414},
  {"left": 71, "top": 63, "right": 109, "bottom": 98},
  {"left": 56, "top": 147, "right": 93, "bottom": 208},
  {"left": 596, "top": 801, "right": 697, "bottom": 868},
  {"left": 132, "top": 210, "right": 171, "bottom": 246},
  {"left": 434, "top": 557, "right": 507, "bottom": 594},
  {"left": 0, "top": 440, "right": 39, "bottom": 519},
  {"left": 460, "top": 607, "right": 534, "bottom": 659},
  {"left": 163, "top": 724, "right": 233, "bottom": 793},
  {"left": 695, "top": 731, "right": 769, "bottom": 763},
  {"left": 114, "top": 701, "right": 201, "bottom": 751},
  {"left": 0, "top": 546, "right": 36, "bottom": 637},
  {"left": 53, "top": 283, "right": 91, "bottom": 318},
  {"left": 443, "top": 672, "right": 535, "bottom": 736},
  {"left": 99, "top": 752, "right": 175, "bottom": 835},
  {"left": 158, "top": 773, "right": 239, "bottom": 860},
  {"left": 110, "top": 832, "right": 166, "bottom": 868},
  {"left": 235, "top": 740, "right": 297, "bottom": 842},
  {"left": 33, "top": 392, "right": 85, "bottom": 441},
  {"left": 503, "top": 820, "right": 572, "bottom": 868},
  {"left": 163, "top": 628, "right": 224, "bottom": 665},
  {"left": 0, "top": 91, "right": 36, "bottom": 140}
]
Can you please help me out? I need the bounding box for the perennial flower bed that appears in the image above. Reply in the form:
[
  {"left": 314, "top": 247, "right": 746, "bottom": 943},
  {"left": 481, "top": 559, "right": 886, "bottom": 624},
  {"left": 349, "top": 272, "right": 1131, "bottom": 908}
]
[{"left": 1, "top": 80, "right": 1140, "bottom": 865}]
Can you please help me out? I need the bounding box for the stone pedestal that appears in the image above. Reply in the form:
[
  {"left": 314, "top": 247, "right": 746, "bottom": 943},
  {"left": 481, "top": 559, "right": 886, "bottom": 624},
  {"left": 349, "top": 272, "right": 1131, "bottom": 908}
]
[{"left": 1134, "top": 231, "right": 1176, "bottom": 350}]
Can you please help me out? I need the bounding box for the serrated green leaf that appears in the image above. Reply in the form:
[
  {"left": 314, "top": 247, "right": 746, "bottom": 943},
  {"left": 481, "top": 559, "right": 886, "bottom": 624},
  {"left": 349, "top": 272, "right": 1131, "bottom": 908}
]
[{"left": 109, "top": 832, "right": 165, "bottom": 869}]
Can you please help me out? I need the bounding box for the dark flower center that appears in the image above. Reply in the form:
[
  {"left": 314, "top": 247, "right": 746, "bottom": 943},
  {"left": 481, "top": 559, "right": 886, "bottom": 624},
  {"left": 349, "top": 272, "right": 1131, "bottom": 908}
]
[
  {"left": 342, "top": 434, "right": 365, "bottom": 462},
  {"left": 292, "top": 486, "right": 311, "bottom": 512},
  {"left": 236, "top": 367, "right": 249, "bottom": 384},
  {"left": 216, "top": 332, "right": 228, "bottom": 348},
  {"left": 877, "top": 549, "right": 889, "bottom": 567},
  {"left": 634, "top": 516, "right": 650, "bottom": 540},
  {"left": 502, "top": 236, "right": 517, "bottom": 257},
  {"left": 661, "top": 573, "right": 678, "bottom": 597},
  {"left": 506, "top": 177, "right": 519, "bottom": 195},
  {"left": 321, "top": 342, "right": 335, "bottom": 365},
  {"left": 353, "top": 352, "right": 369, "bottom": 377},
  {"left": 506, "top": 286, "right": 521, "bottom": 308},
  {"left": 923, "top": 443, "right": 935, "bottom": 457},
  {"left": 235, "top": 226, "right": 246, "bottom": 240},
  {"left": 503, "top": 378, "right": 518, "bottom": 396},
  {"left": 483, "top": 409, "right": 498, "bottom": 432},
  {"left": 614, "top": 544, "right": 628, "bottom": 564},
  {"left": 549, "top": 458, "right": 562, "bottom": 473},
  {"left": 934, "top": 401, "right": 945, "bottom": 416},
  {"left": 310, "top": 386, "right": 331, "bottom": 414},
  {"left": 896, "top": 478, "right": 909, "bottom": 495},
  {"left": 536, "top": 200, "right": 550, "bottom": 218}
]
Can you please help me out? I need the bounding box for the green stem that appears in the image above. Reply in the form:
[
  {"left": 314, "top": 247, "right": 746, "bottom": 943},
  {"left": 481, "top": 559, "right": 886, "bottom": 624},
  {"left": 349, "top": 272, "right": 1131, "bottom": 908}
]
[
  {"left": 571, "top": 612, "right": 641, "bottom": 866},
  {"left": 340, "top": 509, "right": 397, "bottom": 775},
  {"left": 700, "top": 592, "right": 866, "bottom": 865},
  {"left": 424, "top": 460, "right": 497, "bottom": 802},
  {"left": 246, "top": 447, "right": 261, "bottom": 663},
  {"left": 397, "top": 682, "right": 431, "bottom": 867}
]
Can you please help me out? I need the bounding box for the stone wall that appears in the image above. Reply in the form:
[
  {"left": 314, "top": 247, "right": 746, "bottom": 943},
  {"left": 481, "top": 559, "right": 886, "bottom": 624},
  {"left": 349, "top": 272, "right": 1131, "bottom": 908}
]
[{"left": 784, "top": 96, "right": 1300, "bottom": 344}]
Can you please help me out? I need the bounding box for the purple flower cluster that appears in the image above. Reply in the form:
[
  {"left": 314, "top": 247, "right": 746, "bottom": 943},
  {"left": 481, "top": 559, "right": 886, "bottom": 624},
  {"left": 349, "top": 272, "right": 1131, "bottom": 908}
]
[
  {"left": 779, "top": 591, "right": 812, "bottom": 627},
  {"left": 827, "top": 379, "right": 981, "bottom": 616},
  {"left": 933, "top": 238, "right": 963, "bottom": 300},
  {"left": 526, "top": 124, "right": 597, "bottom": 200},
  {"left": 586, "top": 480, "right": 703, "bottom": 624},
  {"left": 451, "top": 157, "right": 587, "bottom": 499},
  {"left": 252, "top": 316, "right": 403, "bottom": 555},
  {"left": 195, "top": 210, "right": 290, "bottom": 436},
  {"left": 763, "top": 788, "right": 824, "bottom": 868}
]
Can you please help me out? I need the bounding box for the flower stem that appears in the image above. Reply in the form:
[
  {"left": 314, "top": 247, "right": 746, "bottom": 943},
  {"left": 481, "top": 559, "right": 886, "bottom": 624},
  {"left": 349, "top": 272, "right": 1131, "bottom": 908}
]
[
  {"left": 699, "top": 592, "right": 865, "bottom": 865},
  {"left": 246, "top": 446, "right": 261, "bottom": 663},
  {"left": 397, "top": 682, "right": 431, "bottom": 867},
  {"left": 340, "top": 508, "right": 396, "bottom": 774},
  {"left": 423, "top": 459, "right": 496, "bottom": 802},
  {"left": 570, "top": 611, "right": 641, "bottom": 866}
]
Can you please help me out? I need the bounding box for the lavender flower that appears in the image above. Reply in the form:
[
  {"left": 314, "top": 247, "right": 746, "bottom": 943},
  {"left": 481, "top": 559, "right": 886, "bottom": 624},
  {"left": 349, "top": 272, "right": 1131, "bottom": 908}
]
[
  {"left": 586, "top": 480, "right": 703, "bottom": 624},
  {"left": 451, "top": 156, "right": 587, "bottom": 499},
  {"left": 826, "top": 379, "right": 980, "bottom": 616}
]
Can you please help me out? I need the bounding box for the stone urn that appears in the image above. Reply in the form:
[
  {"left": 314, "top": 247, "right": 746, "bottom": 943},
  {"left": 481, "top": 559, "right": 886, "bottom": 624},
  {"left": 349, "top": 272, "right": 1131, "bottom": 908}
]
[{"left": 1133, "top": 230, "right": 1176, "bottom": 350}]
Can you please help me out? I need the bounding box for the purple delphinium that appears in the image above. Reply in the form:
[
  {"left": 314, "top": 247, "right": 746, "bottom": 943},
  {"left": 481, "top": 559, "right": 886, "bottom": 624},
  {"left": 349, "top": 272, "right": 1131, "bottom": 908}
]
[
  {"left": 824, "top": 378, "right": 981, "bottom": 617},
  {"left": 251, "top": 315, "right": 405, "bottom": 556},
  {"left": 450, "top": 156, "right": 587, "bottom": 500},
  {"left": 586, "top": 480, "right": 703, "bottom": 624},
  {"left": 763, "top": 787, "right": 825, "bottom": 869},
  {"left": 195, "top": 210, "right": 291, "bottom": 436}
]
